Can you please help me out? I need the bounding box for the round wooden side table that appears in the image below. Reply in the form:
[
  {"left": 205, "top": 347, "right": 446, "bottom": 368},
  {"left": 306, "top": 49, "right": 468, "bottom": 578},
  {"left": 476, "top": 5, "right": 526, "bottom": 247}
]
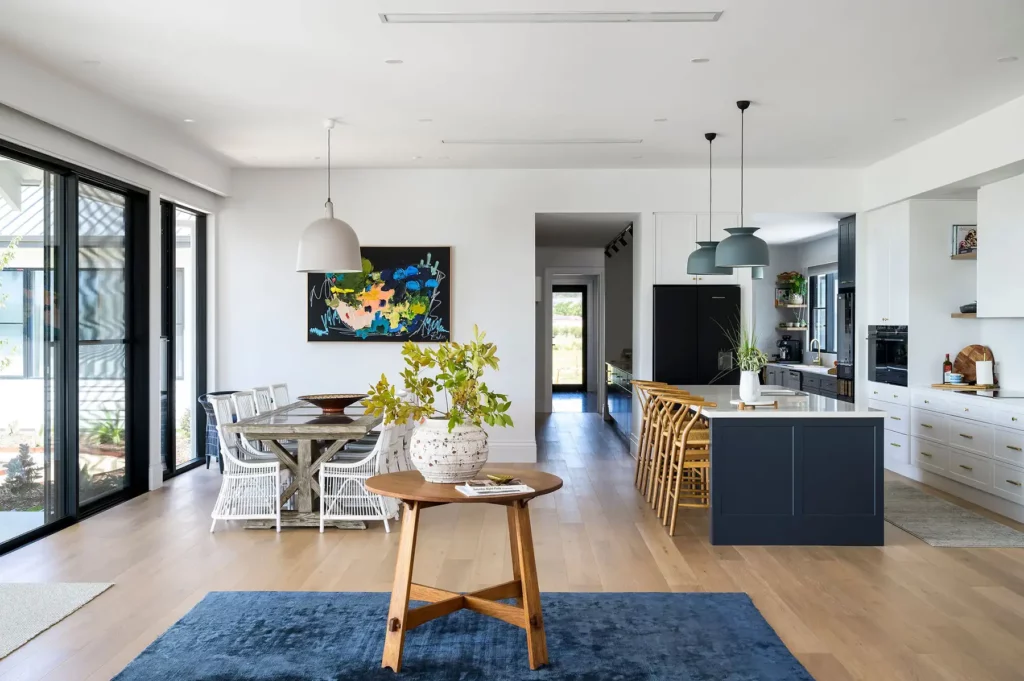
[{"left": 365, "top": 467, "right": 563, "bottom": 673}]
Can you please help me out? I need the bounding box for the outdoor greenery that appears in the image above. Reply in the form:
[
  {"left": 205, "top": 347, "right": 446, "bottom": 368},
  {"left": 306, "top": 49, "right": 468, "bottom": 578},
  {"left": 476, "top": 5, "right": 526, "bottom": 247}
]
[
  {"left": 0, "top": 448, "right": 43, "bottom": 512},
  {"left": 553, "top": 324, "right": 583, "bottom": 339},
  {"left": 553, "top": 300, "right": 583, "bottom": 316},
  {"left": 89, "top": 412, "right": 125, "bottom": 446},
  {"left": 364, "top": 325, "right": 514, "bottom": 432}
]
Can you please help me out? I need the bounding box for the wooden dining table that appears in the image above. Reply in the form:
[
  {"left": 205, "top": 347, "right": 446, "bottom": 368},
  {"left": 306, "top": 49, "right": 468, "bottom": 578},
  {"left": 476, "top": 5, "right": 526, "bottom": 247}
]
[{"left": 224, "top": 401, "right": 382, "bottom": 529}]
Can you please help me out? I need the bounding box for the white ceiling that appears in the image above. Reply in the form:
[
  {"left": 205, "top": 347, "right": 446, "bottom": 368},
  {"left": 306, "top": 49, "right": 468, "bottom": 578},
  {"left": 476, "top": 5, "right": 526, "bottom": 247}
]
[
  {"left": 535, "top": 212, "right": 636, "bottom": 247},
  {"left": 751, "top": 212, "right": 845, "bottom": 245},
  {"left": 2, "top": 0, "right": 1024, "bottom": 170}
]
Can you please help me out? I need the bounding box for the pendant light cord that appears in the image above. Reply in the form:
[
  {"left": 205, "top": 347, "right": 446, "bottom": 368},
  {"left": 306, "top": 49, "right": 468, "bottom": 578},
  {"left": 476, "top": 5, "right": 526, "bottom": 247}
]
[
  {"left": 326, "top": 125, "right": 332, "bottom": 207},
  {"left": 708, "top": 136, "right": 713, "bottom": 239},
  {"left": 740, "top": 106, "right": 744, "bottom": 226}
]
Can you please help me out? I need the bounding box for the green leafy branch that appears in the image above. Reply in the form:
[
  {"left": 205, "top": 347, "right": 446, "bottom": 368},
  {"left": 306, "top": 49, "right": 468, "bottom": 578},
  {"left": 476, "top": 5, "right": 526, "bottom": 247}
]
[{"left": 364, "top": 325, "right": 514, "bottom": 433}]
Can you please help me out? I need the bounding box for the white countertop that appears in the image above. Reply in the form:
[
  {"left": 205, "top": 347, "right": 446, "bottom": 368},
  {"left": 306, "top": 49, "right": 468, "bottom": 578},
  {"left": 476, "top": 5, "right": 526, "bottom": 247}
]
[
  {"left": 673, "top": 384, "right": 882, "bottom": 419},
  {"left": 768, "top": 363, "right": 835, "bottom": 376}
]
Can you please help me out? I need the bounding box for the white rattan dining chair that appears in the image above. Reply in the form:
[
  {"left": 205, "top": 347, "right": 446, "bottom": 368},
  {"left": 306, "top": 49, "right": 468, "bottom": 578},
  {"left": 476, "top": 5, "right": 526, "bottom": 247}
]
[
  {"left": 270, "top": 383, "right": 290, "bottom": 409},
  {"left": 208, "top": 394, "right": 281, "bottom": 533},
  {"left": 231, "top": 390, "right": 277, "bottom": 459},
  {"left": 253, "top": 386, "right": 275, "bottom": 414},
  {"left": 319, "top": 419, "right": 412, "bottom": 533}
]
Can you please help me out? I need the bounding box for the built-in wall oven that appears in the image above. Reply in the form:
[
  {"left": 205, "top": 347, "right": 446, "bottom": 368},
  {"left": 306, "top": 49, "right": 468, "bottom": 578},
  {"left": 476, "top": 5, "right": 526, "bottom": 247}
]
[{"left": 867, "top": 325, "right": 908, "bottom": 387}]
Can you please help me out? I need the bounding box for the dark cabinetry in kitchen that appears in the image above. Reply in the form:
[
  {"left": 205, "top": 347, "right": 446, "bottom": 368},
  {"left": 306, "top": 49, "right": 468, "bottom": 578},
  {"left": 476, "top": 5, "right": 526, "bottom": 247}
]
[
  {"left": 653, "top": 285, "right": 741, "bottom": 385},
  {"left": 838, "top": 215, "right": 856, "bottom": 292},
  {"left": 765, "top": 365, "right": 839, "bottom": 398}
]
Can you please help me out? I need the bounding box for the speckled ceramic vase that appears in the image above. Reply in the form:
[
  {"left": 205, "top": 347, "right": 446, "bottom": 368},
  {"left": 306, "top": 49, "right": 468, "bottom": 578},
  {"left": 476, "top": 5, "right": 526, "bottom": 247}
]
[{"left": 409, "top": 419, "right": 489, "bottom": 483}]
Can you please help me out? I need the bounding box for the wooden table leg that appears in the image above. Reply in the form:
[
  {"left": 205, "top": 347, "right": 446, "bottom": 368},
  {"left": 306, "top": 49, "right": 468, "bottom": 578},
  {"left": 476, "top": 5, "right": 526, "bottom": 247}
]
[
  {"left": 295, "top": 439, "right": 313, "bottom": 514},
  {"left": 506, "top": 506, "right": 522, "bottom": 606},
  {"left": 513, "top": 500, "right": 549, "bottom": 670},
  {"left": 382, "top": 500, "right": 421, "bottom": 672}
]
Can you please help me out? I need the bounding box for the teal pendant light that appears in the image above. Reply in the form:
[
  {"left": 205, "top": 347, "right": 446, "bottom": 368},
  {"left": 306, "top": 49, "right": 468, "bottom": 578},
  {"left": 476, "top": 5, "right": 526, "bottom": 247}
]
[
  {"left": 686, "top": 133, "right": 733, "bottom": 276},
  {"left": 716, "top": 100, "right": 770, "bottom": 268}
]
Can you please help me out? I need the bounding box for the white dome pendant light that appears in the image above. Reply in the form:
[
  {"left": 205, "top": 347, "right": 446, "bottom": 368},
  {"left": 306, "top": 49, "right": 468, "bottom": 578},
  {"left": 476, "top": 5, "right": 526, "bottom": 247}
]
[
  {"left": 296, "top": 119, "right": 362, "bottom": 272},
  {"left": 715, "top": 100, "right": 770, "bottom": 269},
  {"left": 686, "top": 132, "right": 733, "bottom": 276}
]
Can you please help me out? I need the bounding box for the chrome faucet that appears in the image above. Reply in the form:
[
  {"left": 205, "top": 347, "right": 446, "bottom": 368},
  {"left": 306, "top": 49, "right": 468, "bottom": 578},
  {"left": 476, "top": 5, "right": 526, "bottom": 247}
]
[{"left": 810, "top": 338, "right": 823, "bottom": 366}]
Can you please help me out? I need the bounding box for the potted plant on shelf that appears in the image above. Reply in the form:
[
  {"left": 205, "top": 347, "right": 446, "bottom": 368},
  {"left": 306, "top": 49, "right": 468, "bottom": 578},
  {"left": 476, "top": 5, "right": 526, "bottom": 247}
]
[
  {"left": 789, "top": 273, "right": 807, "bottom": 305},
  {"left": 364, "top": 325, "right": 513, "bottom": 483},
  {"left": 727, "top": 325, "right": 770, "bottom": 404}
]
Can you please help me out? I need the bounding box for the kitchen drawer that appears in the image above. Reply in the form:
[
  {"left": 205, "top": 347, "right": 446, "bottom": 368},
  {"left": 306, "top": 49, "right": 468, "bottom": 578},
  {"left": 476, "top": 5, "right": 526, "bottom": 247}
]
[
  {"left": 911, "top": 409, "right": 946, "bottom": 443},
  {"left": 884, "top": 431, "right": 909, "bottom": 467},
  {"left": 992, "top": 461, "right": 1024, "bottom": 504},
  {"left": 819, "top": 376, "right": 838, "bottom": 394},
  {"left": 945, "top": 399, "right": 992, "bottom": 424},
  {"left": 866, "top": 381, "right": 910, "bottom": 406},
  {"left": 990, "top": 407, "right": 1024, "bottom": 432},
  {"left": 911, "top": 391, "right": 946, "bottom": 413},
  {"left": 911, "top": 437, "right": 948, "bottom": 475},
  {"left": 870, "top": 400, "right": 909, "bottom": 434},
  {"left": 803, "top": 374, "right": 821, "bottom": 390},
  {"left": 947, "top": 416, "right": 993, "bottom": 456},
  {"left": 947, "top": 448, "right": 992, "bottom": 491},
  {"left": 992, "top": 426, "right": 1024, "bottom": 467}
]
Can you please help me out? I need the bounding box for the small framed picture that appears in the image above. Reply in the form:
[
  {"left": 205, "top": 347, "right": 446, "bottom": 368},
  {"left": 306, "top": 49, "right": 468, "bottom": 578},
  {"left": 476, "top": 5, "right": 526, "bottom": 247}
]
[{"left": 952, "top": 224, "right": 977, "bottom": 255}]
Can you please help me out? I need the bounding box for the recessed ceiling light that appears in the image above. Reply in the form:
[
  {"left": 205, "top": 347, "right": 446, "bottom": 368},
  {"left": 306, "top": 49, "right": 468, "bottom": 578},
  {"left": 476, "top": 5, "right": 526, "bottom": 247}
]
[
  {"left": 654, "top": 118, "right": 668, "bottom": 123},
  {"left": 997, "top": 55, "right": 1018, "bottom": 63},
  {"left": 690, "top": 57, "right": 710, "bottom": 64},
  {"left": 418, "top": 118, "right": 433, "bottom": 123},
  {"left": 183, "top": 118, "right": 195, "bottom": 123},
  {"left": 442, "top": 138, "right": 643, "bottom": 145},
  {"left": 412, "top": 156, "right": 422, "bottom": 160},
  {"left": 384, "top": 59, "right": 404, "bottom": 65},
  {"left": 892, "top": 117, "right": 908, "bottom": 123},
  {"left": 379, "top": 11, "right": 722, "bottom": 24}
]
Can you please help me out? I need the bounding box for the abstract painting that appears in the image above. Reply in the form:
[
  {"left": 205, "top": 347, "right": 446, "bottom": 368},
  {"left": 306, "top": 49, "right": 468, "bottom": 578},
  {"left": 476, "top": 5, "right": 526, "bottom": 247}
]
[{"left": 307, "top": 247, "right": 451, "bottom": 342}]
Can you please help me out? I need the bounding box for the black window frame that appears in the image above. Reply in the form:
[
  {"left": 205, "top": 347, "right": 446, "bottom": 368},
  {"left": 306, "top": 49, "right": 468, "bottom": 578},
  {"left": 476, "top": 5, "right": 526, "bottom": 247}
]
[
  {"left": 809, "top": 271, "right": 837, "bottom": 354},
  {"left": 0, "top": 137, "right": 150, "bottom": 558}
]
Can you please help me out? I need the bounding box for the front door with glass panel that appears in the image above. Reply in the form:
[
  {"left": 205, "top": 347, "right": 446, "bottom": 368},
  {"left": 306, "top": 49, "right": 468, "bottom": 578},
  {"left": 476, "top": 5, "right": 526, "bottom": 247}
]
[{"left": 551, "top": 285, "right": 587, "bottom": 392}]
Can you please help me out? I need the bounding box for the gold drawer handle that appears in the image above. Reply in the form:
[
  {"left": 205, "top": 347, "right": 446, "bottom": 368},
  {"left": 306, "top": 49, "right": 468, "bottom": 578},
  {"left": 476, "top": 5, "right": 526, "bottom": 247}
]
[
  {"left": 873, "top": 391, "right": 878, "bottom": 395},
  {"left": 890, "top": 416, "right": 902, "bottom": 421},
  {"left": 964, "top": 408, "right": 970, "bottom": 412},
  {"left": 1007, "top": 480, "right": 1022, "bottom": 487},
  {"left": 1007, "top": 445, "right": 1023, "bottom": 452},
  {"left": 920, "top": 451, "right": 933, "bottom": 458},
  {"left": 959, "top": 433, "right": 974, "bottom": 440},
  {"left": 921, "top": 423, "right": 933, "bottom": 428},
  {"left": 924, "top": 400, "right": 930, "bottom": 404},
  {"left": 959, "top": 464, "right": 974, "bottom": 471},
  {"left": 1013, "top": 417, "right": 1019, "bottom": 422},
  {"left": 890, "top": 442, "right": 902, "bottom": 448}
]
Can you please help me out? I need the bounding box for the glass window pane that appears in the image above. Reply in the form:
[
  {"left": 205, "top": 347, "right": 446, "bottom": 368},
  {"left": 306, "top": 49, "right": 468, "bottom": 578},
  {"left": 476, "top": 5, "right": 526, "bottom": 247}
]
[
  {"left": 552, "top": 289, "right": 585, "bottom": 388},
  {"left": 174, "top": 208, "right": 196, "bottom": 466},
  {"left": 0, "top": 155, "right": 61, "bottom": 546},
  {"left": 78, "top": 183, "right": 127, "bottom": 505}
]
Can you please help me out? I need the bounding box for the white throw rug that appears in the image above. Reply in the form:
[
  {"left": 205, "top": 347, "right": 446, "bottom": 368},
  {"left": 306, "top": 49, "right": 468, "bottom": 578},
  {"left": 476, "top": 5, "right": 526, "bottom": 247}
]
[{"left": 0, "top": 582, "right": 113, "bottom": 658}]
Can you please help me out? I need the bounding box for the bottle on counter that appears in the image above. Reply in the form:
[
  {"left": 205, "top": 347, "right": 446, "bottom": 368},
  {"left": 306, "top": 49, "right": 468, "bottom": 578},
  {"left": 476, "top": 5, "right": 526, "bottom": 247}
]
[{"left": 942, "top": 353, "right": 953, "bottom": 384}]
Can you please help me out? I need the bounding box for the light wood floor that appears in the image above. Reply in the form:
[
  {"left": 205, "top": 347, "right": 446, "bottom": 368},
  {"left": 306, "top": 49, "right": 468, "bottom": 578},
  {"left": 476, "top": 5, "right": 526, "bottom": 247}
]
[{"left": 2, "top": 412, "right": 1024, "bottom": 681}]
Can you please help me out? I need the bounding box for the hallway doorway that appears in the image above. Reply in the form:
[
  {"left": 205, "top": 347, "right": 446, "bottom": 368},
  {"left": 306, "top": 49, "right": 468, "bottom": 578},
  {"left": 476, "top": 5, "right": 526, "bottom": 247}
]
[{"left": 551, "top": 284, "right": 587, "bottom": 392}]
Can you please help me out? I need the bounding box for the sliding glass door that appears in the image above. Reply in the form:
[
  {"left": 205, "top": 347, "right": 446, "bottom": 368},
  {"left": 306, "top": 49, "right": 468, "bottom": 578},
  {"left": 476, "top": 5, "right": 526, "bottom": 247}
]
[
  {"left": 0, "top": 140, "right": 149, "bottom": 555},
  {"left": 161, "top": 201, "right": 207, "bottom": 477}
]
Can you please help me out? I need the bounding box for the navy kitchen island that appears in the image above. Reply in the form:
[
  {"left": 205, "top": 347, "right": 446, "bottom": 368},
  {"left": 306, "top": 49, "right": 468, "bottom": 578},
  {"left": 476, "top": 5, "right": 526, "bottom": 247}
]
[{"left": 676, "top": 385, "right": 885, "bottom": 546}]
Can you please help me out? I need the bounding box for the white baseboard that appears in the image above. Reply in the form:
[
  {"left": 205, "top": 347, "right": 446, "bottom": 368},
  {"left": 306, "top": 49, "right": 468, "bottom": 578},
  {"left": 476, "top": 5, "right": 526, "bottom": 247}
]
[
  {"left": 489, "top": 441, "right": 537, "bottom": 463},
  {"left": 629, "top": 433, "right": 640, "bottom": 457},
  {"left": 886, "top": 462, "right": 1024, "bottom": 523},
  {"left": 149, "top": 464, "right": 164, "bottom": 491}
]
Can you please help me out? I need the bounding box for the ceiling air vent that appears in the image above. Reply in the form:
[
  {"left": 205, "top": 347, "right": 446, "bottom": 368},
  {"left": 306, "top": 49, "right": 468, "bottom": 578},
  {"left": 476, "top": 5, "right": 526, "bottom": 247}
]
[{"left": 379, "top": 11, "right": 722, "bottom": 24}]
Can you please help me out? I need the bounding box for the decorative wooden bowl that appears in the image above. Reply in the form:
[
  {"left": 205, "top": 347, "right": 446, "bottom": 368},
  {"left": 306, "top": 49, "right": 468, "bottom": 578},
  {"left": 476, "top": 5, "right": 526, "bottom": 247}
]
[
  {"left": 298, "top": 393, "right": 367, "bottom": 414},
  {"left": 953, "top": 345, "right": 993, "bottom": 385}
]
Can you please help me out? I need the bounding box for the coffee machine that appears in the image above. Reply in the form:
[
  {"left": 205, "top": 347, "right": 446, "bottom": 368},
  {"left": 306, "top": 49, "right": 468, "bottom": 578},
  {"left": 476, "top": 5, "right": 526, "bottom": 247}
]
[{"left": 776, "top": 335, "right": 802, "bottom": 364}]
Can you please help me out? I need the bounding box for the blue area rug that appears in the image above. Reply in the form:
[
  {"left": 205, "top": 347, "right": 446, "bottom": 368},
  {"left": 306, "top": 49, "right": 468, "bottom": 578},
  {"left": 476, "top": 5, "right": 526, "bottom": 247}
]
[{"left": 114, "top": 591, "right": 812, "bottom": 680}]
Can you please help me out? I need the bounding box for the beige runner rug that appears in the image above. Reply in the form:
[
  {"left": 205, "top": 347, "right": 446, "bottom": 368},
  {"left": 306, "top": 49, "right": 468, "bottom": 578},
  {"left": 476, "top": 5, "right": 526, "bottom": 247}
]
[{"left": 0, "top": 582, "right": 113, "bottom": 658}]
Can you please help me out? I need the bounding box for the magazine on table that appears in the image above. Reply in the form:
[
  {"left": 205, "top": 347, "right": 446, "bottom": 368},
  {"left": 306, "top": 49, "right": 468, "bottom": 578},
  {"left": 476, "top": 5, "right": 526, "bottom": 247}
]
[{"left": 455, "top": 480, "right": 535, "bottom": 497}]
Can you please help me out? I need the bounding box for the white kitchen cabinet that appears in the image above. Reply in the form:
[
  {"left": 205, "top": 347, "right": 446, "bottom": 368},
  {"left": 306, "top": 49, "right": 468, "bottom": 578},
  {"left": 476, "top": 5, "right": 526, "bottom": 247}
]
[
  {"left": 655, "top": 212, "right": 740, "bottom": 286},
  {"left": 655, "top": 213, "right": 697, "bottom": 285},
  {"left": 977, "top": 173, "right": 1024, "bottom": 318},
  {"left": 863, "top": 203, "right": 910, "bottom": 325}
]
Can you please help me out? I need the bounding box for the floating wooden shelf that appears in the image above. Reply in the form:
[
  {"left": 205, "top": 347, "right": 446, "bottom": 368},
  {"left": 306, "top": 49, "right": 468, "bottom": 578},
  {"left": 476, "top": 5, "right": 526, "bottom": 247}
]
[
  {"left": 951, "top": 312, "right": 977, "bottom": 318},
  {"left": 777, "top": 326, "right": 809, "bottom": 331},
  {"left": 950, "top": 253, "right": 977, "bottom": 261},
  {"left": 776, "top": 304, "right": 808, "bottom": 309}
]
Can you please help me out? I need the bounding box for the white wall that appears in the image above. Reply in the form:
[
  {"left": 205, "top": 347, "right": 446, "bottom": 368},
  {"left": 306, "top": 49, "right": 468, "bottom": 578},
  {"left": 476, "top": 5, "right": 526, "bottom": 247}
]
[
  {"left": 752, "top": 245, "right": 801, "bottom": 356},
  {"left": 220, "top": 168, "right": 859, "bottom": 462},
  {"left": 0, "top": 104, "right": 221, "bottom": 489},
  {"left": 603, "top": 241, "right": 632, "bottom": 364}
]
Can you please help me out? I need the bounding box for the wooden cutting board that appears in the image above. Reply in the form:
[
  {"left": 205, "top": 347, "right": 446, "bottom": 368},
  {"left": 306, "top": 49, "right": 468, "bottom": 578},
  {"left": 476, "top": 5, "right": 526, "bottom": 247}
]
[{"left": 953, "top": 345, "right": 993, "bottom": 384}]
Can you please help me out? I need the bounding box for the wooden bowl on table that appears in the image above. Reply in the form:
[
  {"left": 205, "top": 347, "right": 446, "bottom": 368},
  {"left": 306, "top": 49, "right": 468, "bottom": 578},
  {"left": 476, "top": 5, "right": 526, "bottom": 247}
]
[{"left": 298, "top": 393, "right": 367, "bottom": 414}]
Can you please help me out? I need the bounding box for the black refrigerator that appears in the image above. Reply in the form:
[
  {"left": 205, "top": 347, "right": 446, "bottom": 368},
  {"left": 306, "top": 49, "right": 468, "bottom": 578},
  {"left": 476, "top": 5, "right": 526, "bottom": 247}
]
[{"left": 653, "top": 285, "right": 741, "bottom": 385}]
